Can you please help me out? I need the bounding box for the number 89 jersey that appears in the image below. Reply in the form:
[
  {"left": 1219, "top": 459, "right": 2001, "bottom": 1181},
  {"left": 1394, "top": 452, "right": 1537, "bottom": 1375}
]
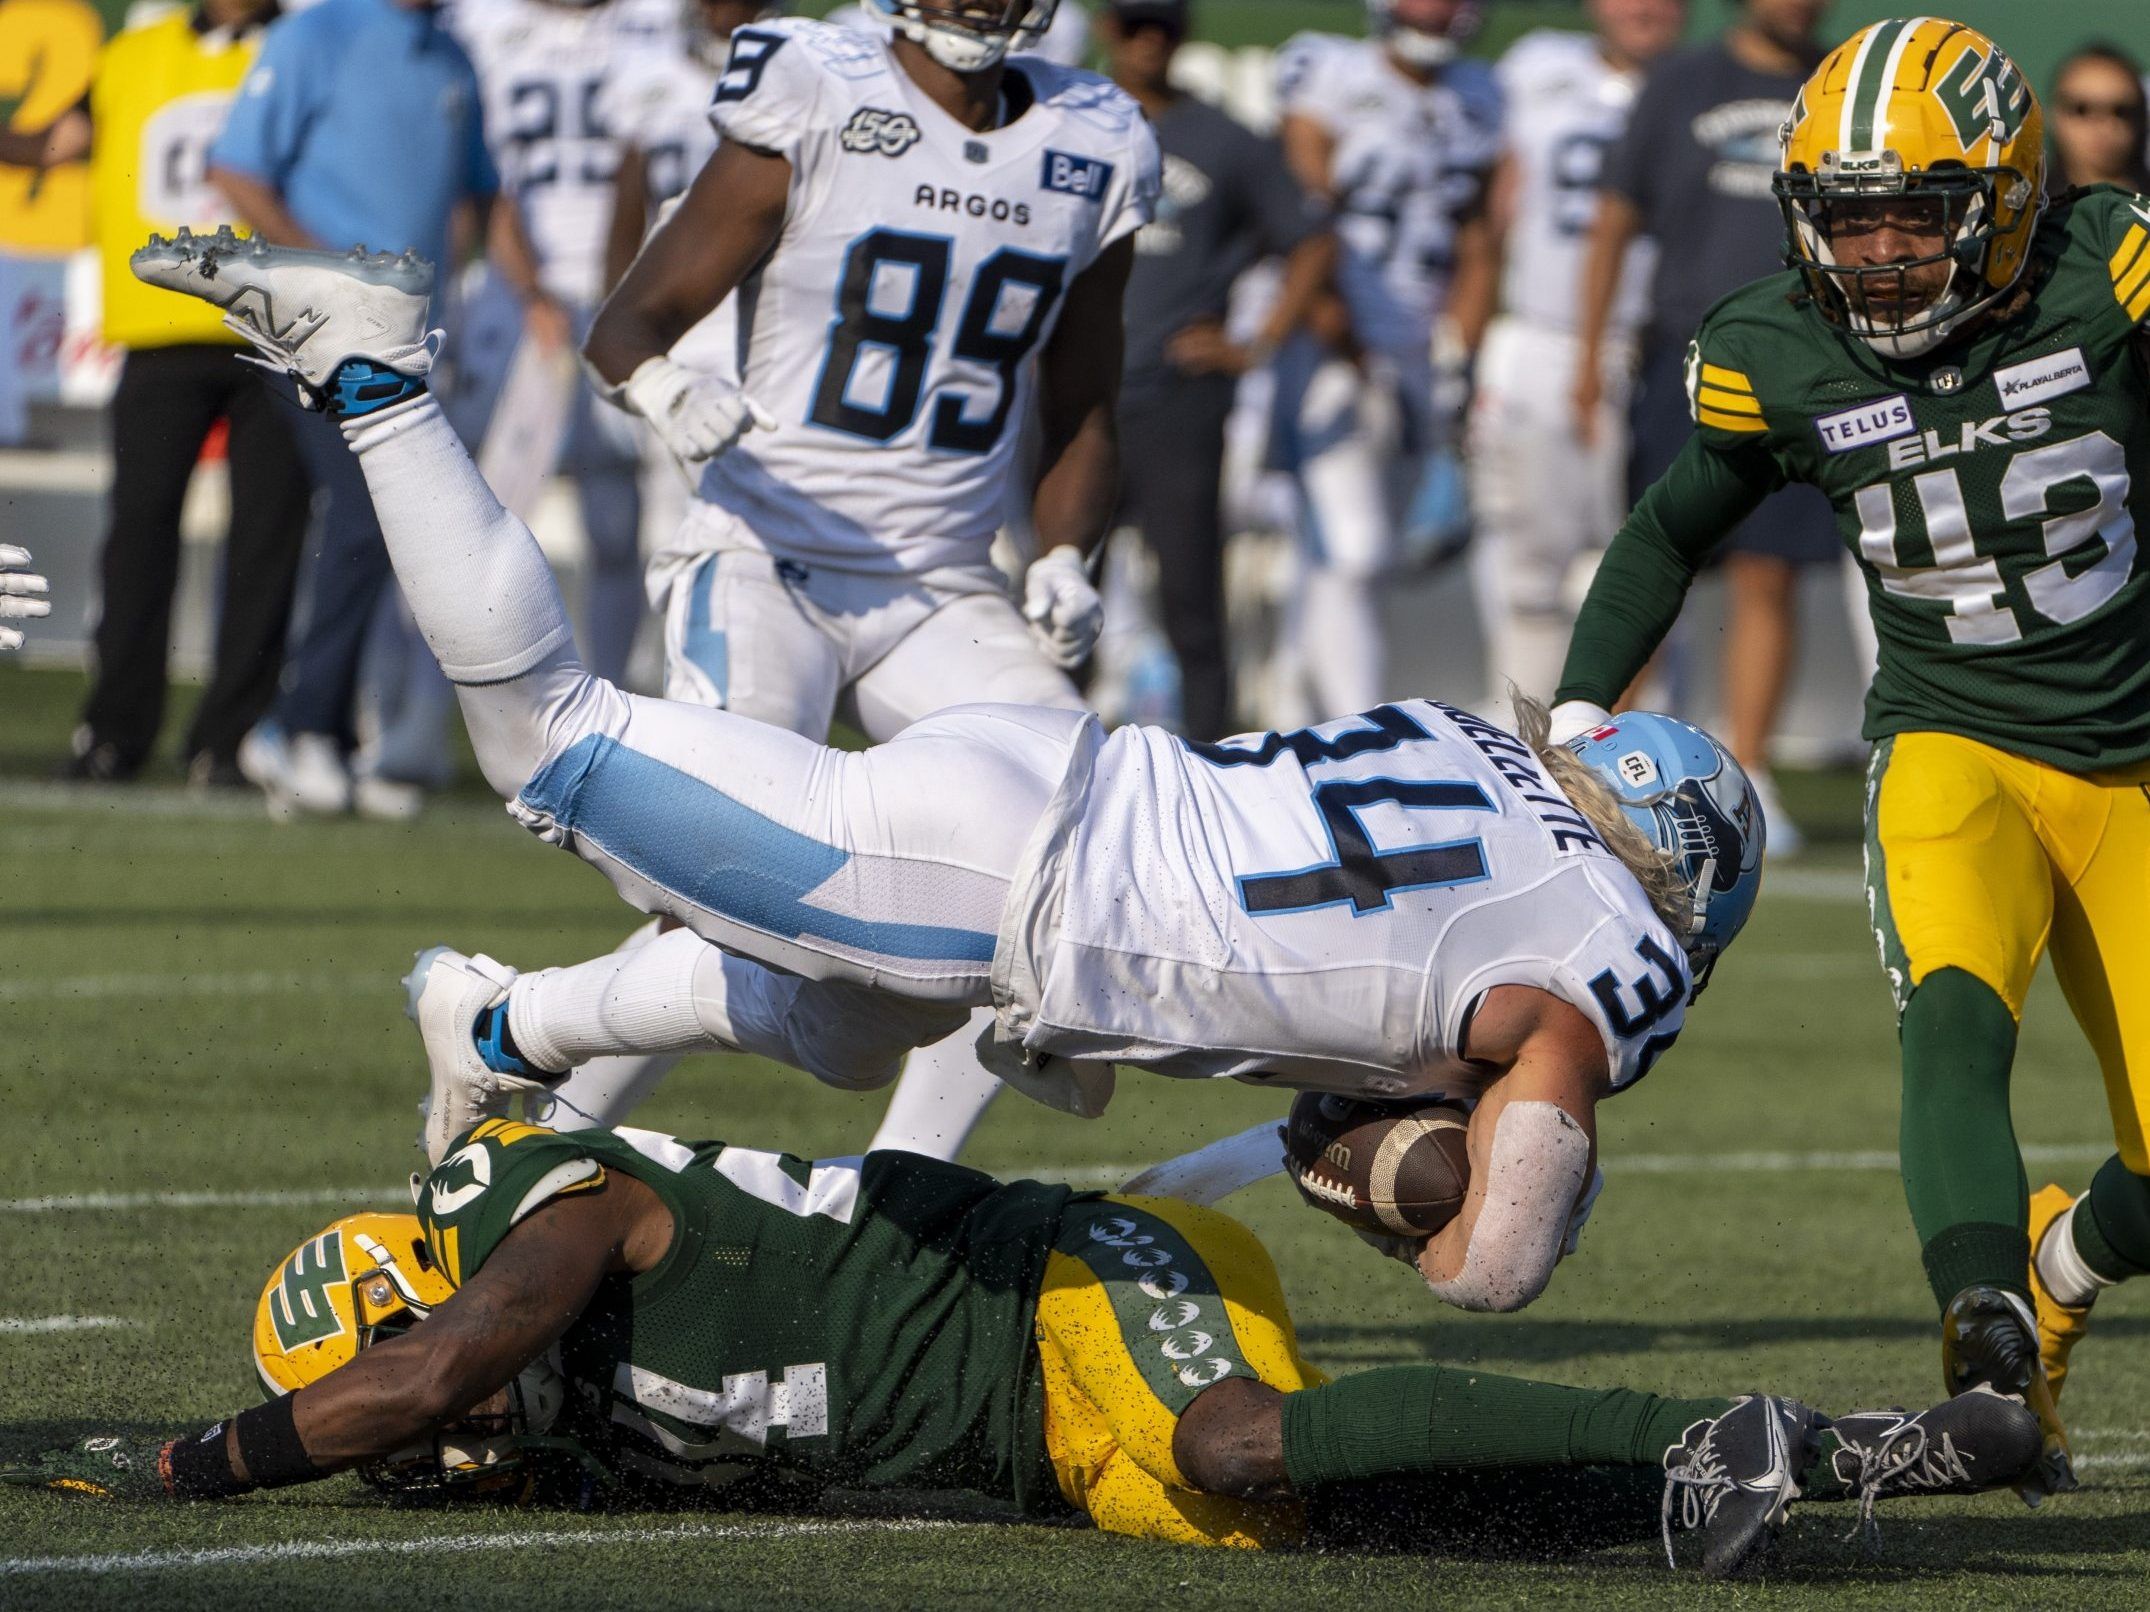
[
  {"left": 1681, "top": 186, "right": 2150, "bottom": 768},
  {"left": 998, "top": 699, "right": 1689, "bottom": 1097},
  {"left": 698, "top": 19, "right": 1159, "bottom": 575}
]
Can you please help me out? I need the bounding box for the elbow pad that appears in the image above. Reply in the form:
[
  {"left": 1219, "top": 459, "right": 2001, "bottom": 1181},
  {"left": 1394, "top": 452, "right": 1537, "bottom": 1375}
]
[{"left": 1425, "top": 1101, "right": 1590, "bottom": 1313}]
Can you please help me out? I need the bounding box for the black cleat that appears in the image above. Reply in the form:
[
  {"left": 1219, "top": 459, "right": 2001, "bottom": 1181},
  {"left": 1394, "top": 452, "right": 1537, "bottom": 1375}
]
[
  {"left": 1661, "top": 1394, "right": 1824, "bottom": 1577},
  {"left": 1939, "top": 1284, "right": 2075, "bottom": 1501},
  {"left": 1828, "top": 1384, "right": 2044, "bottom": 1547}
]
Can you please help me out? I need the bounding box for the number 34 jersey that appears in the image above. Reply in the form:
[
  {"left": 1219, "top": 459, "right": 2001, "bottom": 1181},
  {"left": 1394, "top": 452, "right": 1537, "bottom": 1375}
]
[
  {"left": 1680, "top": 186, "right": 2150, "bottom": 768},
  {"left": 996, "top": 699, "right": 1689, "bottom": 1098},
  {"left": 698, "top": 18, "right": 1160, "bottom": 574}
]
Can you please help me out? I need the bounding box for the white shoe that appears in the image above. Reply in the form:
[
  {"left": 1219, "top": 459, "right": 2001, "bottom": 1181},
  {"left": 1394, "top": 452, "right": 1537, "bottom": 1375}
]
[
  {"left": 1747, "top": 767, "right": 1805, "bottom": 860},
  {"left": 237, "top": 725, "right": 350, "bottom": 819},
  {"left": 130, "top": 227, "right": 436, "bottom": 407},
  {"left": 354, "top": 773, "right": 426, "bottom": 823},
  {"left": 288, "top": 734, "right": 353, "bottom": 815},
  {"left": 405, "top": 946, "right": 551, "bottom": 1165}
]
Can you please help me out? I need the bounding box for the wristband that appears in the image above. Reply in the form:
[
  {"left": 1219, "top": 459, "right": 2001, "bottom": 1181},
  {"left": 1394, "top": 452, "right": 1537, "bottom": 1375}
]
[
  {"left": 234, "top": 1395, "right": 326, "bottom": 1489},
  {"left": 163, "top": 1423, "right": 253, "bottom": 1499}
]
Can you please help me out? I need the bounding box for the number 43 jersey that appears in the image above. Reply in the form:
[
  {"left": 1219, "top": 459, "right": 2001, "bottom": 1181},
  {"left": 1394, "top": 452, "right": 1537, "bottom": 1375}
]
[
  {"left": 1678, "top": 186, "right": 2150, "bottom": 768},
  {"left": 995, "top": 699, "right": 1690, "bottom": 1097},
  {"left": 698, "top": 18, "right": 1159, "bottom": 574}
]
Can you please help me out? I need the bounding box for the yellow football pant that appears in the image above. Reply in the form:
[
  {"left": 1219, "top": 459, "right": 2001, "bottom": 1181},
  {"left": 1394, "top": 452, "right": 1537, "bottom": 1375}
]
[
  {"left": 1868, "top": 729, "right": 2150, "bottom": 1170},
  {"left": 1034, "top": 1195, "right": 1325, "bottom": 1550}
]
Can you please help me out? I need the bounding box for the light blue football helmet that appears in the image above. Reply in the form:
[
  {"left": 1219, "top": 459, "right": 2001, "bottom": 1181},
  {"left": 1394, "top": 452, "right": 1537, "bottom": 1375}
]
[{"left": 1565, "top": 712, "right": 1764, "bottom": 993}]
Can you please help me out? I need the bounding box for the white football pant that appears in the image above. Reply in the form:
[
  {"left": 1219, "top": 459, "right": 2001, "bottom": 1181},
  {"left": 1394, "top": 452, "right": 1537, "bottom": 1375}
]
[
  {"left": 345, "top": 391, "right": 1082, "bottom": 1153},
  {"left": 1468, "top": 318, "right": 1632, "bottom": 731}
]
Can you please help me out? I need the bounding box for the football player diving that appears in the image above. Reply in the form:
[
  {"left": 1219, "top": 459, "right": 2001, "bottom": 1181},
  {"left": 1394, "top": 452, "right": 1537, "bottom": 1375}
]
[
  {"left": 1545, "top": 17, "right": 2150, "bottom": 1497},
  {"left": 2, "top": 1118, "right": 2042, "bottom": 1577},
  {"left": 136, "top": 228, "right": 1760, "bottom": 1328}
]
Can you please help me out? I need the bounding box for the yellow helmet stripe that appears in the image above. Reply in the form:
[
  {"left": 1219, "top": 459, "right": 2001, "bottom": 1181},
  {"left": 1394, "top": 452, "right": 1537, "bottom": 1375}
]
[{"left": 1842, "top": 18, "right": 1914, "bottom": 153}]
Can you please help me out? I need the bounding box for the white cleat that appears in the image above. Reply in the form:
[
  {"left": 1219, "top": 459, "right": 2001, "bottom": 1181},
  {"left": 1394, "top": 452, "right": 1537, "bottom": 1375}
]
[
  {"left": 237, "top": 725, "right": 350, "bottom": 820},
  {"left": 405, "top": 946, "right": 550, "bottom": 1165},
  {"left": 129, "top": 226, "right": 436, "bottom": 405}
]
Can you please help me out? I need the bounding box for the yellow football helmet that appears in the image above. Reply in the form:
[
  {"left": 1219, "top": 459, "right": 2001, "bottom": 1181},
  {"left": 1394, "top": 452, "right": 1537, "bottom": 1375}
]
[
  {"left": 1776, "top": 17, "right": 2045, "bottom": 358},
  {"left": 252, "top": 1212, "right": 569, "bottom": 1497}
]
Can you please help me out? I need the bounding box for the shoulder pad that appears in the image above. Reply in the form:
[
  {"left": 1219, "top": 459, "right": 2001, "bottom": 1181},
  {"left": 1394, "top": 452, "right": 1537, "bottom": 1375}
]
[
  {"left": 1276, "top": 32, "right": 1361, "bottom": 116},
  {"left": 1496, "top": 27, "right": 1595, "bottom": 88},
  {"left": 1021, "top": 59, "right": 1147, "bottom": 140},
  {"left": 2064, "top": 185, "right": 2150, "bottom": 325},
  {"left": 707, "top": 16, "right": 888, "bottom": 157},
  {"left": 419, "top": 1119, "right": 606, "bottom": 1288},
  {"left": 1685, "top": 278, "right": 1804, "bottom": 438}
]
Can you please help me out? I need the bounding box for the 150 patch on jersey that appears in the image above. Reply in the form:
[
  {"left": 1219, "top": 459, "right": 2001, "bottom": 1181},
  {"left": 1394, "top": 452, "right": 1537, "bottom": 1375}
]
[
  {"left": 1041, "top": 149, "right": 1113, "bottom": 200},
  {"left": 840, "top": 107, "right": 920, "bottom": 157}
]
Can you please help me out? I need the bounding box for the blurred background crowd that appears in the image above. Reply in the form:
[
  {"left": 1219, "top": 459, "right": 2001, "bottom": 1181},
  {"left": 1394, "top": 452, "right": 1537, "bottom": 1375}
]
[{"left": 2, "top": 0, "right": 2147, "bottom": 853}]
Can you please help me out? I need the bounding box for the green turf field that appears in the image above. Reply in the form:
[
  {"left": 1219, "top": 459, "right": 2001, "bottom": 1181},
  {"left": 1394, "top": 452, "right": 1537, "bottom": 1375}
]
[{"left": 1, "top": 664, "right": 2144, "bottom": 1607}]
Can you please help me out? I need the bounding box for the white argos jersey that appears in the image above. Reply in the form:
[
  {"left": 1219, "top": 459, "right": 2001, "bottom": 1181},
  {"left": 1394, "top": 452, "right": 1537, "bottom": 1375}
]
[
  {"left": 1000, "top": 699, "right": 1689, "bottom": 1096},
  {"left": 1280, "top": 36, "right": 1500, "bottom": 358},
  {"left": 600, "top": 47, "right": 737, "bottom": 379},
  {"left": 695, "top": 18, "right": 1158, "bottom": 574},
  {"left": 452, "top": 0, "right": 678, "bottom": 307},
  {"left": 1494, "top": 28, "right": 1652, "bottom": 336},
  {"left": 602, "top": 48, "right": 718, "bottom": 211}
]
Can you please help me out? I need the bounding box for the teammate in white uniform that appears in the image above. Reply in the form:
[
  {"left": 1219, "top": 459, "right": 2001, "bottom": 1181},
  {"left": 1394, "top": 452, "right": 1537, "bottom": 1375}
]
[
  {"left": 1269, "top": 0, "right": 1501, "bottom": 721},
  {"left": 448, "top": 0, "right": 676, "bottom": 683},
  {"left": 136, "top": 230, "right": 1764, "bottom": 1310},
  {"left": 1467, "top": 1, "right": 1683, "bottom": 731},
  {"left": 547, "top": 7, "right": 1156, "bottom": 1159},
  {"left": 824, "top": 0, "right": 1092, "bottom": 68}
]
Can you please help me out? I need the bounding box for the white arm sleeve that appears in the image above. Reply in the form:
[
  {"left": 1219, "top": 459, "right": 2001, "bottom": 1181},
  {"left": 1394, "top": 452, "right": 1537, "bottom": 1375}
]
[{"left": 1424, "top": 1100, "right": 1590, "bottom": 1313}]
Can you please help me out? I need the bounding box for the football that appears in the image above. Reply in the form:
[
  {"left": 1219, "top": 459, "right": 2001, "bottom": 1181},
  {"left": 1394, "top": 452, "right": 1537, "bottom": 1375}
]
[{"left": 1283, "top": 1092, "right": 1472, "bottom": 1239}]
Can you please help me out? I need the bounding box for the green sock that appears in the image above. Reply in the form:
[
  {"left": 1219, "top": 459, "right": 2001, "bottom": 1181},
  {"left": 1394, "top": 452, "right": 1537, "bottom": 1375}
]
[
  {"left": 1897, "top": 969, "right": 2030, "bottom": 1310},
  {"left": 2076, "top": 1155, "right": 2150, "bottom": 1282},
  {"left": 1278, "top": 1364, "right": 1732, "bottom": 1491}
]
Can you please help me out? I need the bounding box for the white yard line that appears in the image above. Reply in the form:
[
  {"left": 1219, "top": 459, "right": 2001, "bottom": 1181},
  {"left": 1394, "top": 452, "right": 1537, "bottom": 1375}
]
[
  {"left": 0, "top": 1316, "right": 135, "bottom": 1334},
  {"left": 0, "top": 971, "right": 379, "bottom": 1005},
  {"left": 0, "top": 1516, "right": 952, "bottom": 1577}
]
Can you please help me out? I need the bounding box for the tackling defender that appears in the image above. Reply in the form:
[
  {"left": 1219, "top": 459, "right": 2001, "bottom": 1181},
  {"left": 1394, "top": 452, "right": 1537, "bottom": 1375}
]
[
  {"left": 2, "top": 1116, "right": 2042, "bottom": 1575},
  {"left": 134, "top": 229, "right": 1760, "bottom": 1321},
  {"left": 1549, "top": 18, "right": 2150, "bottom": 1492}
]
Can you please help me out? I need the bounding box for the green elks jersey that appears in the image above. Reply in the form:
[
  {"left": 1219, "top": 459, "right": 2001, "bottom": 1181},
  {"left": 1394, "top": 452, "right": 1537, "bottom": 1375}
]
[
  {"left": 1564, "top": 186, "right": 2150, "bottom": 769},
  {"left": 416, "top": 1119, "right": 1089, "bottom": 1512}
]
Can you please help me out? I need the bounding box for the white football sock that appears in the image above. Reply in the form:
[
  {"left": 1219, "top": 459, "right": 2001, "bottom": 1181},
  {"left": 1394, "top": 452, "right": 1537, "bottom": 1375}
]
[
  {"left": 508, "top": 924, "right": 730, "bottom": 1073},
  {"left": 2036, "top": 1193, "right": 2111, "bottom": 1309},
  {"left": 341, "top": 392, "right": 576, "bottom": 686},
  {"left": 533, "top": 920, "right": 681, "bottom": 1131},
  {"left": 864, "top": 1005, "right": 1005, "bottom": 1161}
]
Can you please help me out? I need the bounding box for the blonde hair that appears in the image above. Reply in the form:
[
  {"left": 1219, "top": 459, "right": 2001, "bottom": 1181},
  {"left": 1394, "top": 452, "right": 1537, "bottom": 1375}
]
[{"left": 1511, "top": 694, "right": 1692, "bottom": 940}]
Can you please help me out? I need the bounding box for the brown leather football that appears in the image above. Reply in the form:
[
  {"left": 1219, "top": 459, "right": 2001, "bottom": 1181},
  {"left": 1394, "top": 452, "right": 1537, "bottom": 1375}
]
[{"left": 1283, "top": 1092, "right": 1471, "bottom": 1238}]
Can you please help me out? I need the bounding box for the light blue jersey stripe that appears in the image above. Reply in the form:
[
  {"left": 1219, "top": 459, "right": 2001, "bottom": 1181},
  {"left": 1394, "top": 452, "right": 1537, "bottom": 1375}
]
[{"left": 519, "top": 736, "right": 996, "bottom": 964}]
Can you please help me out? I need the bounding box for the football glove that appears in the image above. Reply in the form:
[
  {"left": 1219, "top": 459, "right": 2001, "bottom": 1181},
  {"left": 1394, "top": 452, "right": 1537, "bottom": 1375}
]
[
  {"left": 619, "top": 356, "right": 775, "bottom": 465},
  {"left": 1021, "top": 546, "right": 1103, "bottom": 669},
  {"left": 0, "top": 544, "right": 51, "bottom": 650},
  {"left": 0, "top": 1432, "right": 176, "bottom": 1500},
  {"left": 1547, "top": 699, "right": 1613, "bottom": 746}
]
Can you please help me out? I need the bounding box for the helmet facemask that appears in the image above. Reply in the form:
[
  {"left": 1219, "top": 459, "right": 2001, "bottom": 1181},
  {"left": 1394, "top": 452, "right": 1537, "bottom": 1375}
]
[
  {"left": 1776, "top": 154, "right": 2033, "bottom": 359},
  {"left": 364, "top": 1344, "right": 575, "bottom": 1501},
  {"left": 872, "top": 0, "right": 1057, "bottom": 73},
  {"left": 1365, "top": 0, "right": 1481, "bottom": 71}
]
